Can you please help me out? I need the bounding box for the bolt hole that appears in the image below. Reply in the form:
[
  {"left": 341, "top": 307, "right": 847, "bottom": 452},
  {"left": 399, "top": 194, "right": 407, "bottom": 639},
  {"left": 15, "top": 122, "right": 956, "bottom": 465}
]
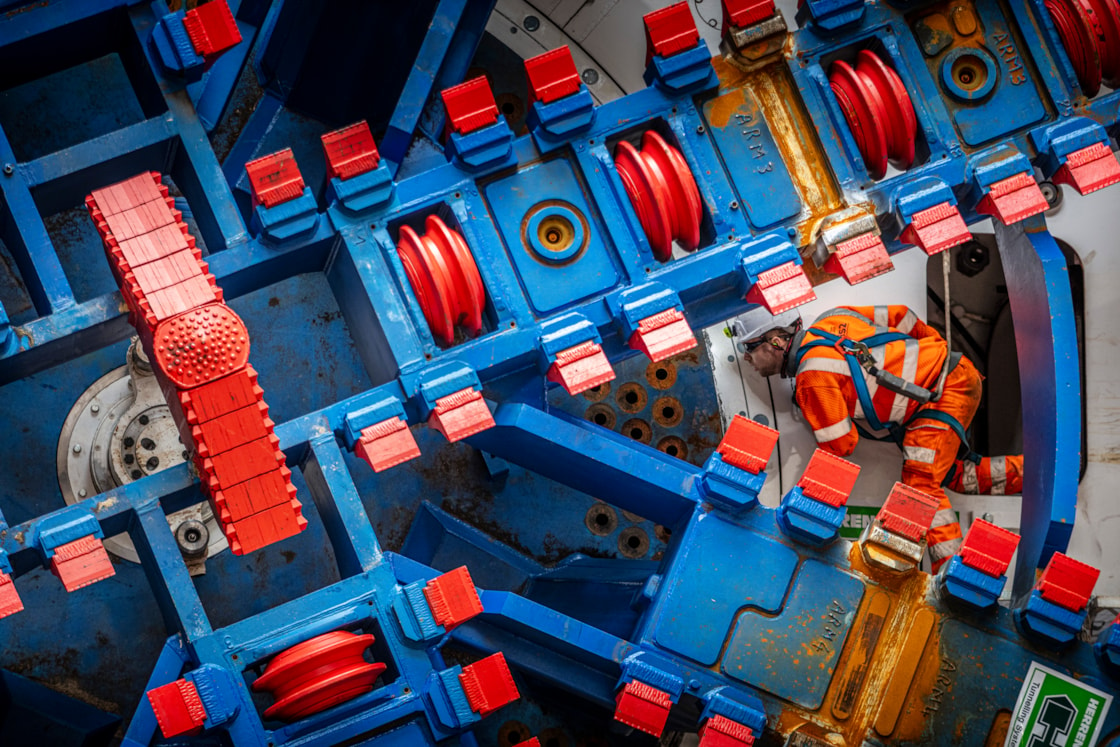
[
  {"left": 655, "top": 368, "right": 668, "bottom": 380},
  {"left": 594, "top": 413, "right": 608, "bottom": 425},
  {"left": 595, "top": 512, "right": 609, "bottom": 526},
  {"left": 630, "top": 428, "right": 643, "bottom": 439},
  {"left": 662, "top": 406, "right": 675, "bottom": 419},
  {"left": 146, "top": 456, "right": 160, "bottom": 470},
  {"left": 666, "top": 445, "right": 678, "bottom": 456},
  {"left": 131, "top": 470, "right": 142, "bottom": 480},
  {"left": 138, "top": 415, "right": 149, "bottom": 425},
  {"left": 625, "top": 391, "right": 638, "bottom": 404},
  {"left": 141, "top": 437, "right": 156, "bottom": 450},
  {"left": 123, "top": 437, "right": 135, "bottom": 448},
  {"left": 124, "top": 454, "right": 134, "bottom": 465},
  {"left": 627, "top": 535, "right": 641, "bottom": 549},
  {"left": 546, "top": 740, "right": 561, "bottom": 747}
]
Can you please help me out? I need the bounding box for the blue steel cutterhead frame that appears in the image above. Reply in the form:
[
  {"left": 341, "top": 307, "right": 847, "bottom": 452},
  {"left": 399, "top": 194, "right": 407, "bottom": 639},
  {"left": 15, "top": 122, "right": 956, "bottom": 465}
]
[{"left": 0, "top": 0, "right": 1118, "bottom": 742}]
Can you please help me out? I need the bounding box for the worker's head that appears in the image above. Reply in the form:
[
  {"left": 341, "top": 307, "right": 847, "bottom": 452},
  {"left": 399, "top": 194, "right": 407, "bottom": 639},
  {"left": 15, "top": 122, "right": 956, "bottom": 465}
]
[{"left": 730, "top": 308, "right": 802, "bottom": 378}]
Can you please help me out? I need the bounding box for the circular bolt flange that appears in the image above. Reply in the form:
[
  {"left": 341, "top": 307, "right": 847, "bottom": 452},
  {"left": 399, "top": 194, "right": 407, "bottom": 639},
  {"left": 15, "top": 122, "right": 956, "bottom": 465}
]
[{"left": 176, "top": 519, "right": 209, "bottom": 559}]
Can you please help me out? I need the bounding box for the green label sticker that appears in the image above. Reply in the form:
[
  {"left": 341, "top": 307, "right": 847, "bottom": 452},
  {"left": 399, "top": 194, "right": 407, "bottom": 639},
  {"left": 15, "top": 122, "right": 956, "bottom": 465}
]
[
  {"left": 1004, "top": 661, "right": 1113, "bottom": 747},
  {"left": 839, "top": 507, "right": 958, "bottom": 539},
  {"left": 839, "top": 506, "right": 878, "bottom": 539}
]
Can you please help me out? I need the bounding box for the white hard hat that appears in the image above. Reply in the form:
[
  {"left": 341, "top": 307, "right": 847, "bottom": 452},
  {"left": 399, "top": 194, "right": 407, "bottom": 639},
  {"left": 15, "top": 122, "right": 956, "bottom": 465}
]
[{"left": 729, "top": 308, "right": 801, "bottom": 353}]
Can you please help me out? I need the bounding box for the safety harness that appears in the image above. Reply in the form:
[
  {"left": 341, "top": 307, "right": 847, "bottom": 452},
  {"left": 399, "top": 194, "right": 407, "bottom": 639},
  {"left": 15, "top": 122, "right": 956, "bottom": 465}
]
[{"left": 789, "top": 316, "right": 978, "bottom": 467}]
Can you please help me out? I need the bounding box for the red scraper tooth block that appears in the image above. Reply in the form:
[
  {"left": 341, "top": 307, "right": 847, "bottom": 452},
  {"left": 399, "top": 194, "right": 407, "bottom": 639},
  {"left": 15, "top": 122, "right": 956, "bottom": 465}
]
[
  {"left": 178, "top": 367, "right": 265, "bottom": 425},
  {"left": 355, "top": 417, "right": 421, "bottom": 472},
  {"left": 976, "top": 172, "right": 1048, "bottom": 225},
  {"left": 717, "top": 414, "right": 779, "bottom": 474},
  {"left": 148, "top": 679, "right": 207, "bottom": 738},
  {"left": 699, "top": 714, "right": 757, "bottom": 746},
  {"left": 628, "top": 309, "right": 697, "bottom": 362},
  {"left": 441, "top": 76, "right": 500, "bottom": 135},
  {"left": 184, "top": 0, "right": 241, "bottom": 58},
  {"left": 49, "top": 535, "right": 116, "bottom": 592},
  {"left": 198, "top": 433, "right": 286, "bottom": 489},
  {"left": 547, "top": 341, "right": 615, "bottom": 396},
  {"left": 823, "top": 232, "right": 894, "bottom": 284},
  {"left": 900, "top": 202, "right": 971, "bottom": 256},
  {"left": 959, "top": 518, "right": 1020, "bottom": 577},
  {"left": 0, "top": 573, "right": 24, "bottom": 619},
  {"left": 224, "top": 501, "right": 308, "bottom": 556},
  {"left": 428, "top": 388, "right": 495, "bottom": 442},
  {"left": 1037, "top": 552, "right": 1100, "bottom": 612},
  {"left": 797, "top": 449, "right": 860, "bottom": 507},
  {"left": 876, "top": 482, "right": 939, "bottom": 543},
  {"left": 745, "top": 261, "right": 816, "bottom": 315},
  {"left": 321, "top": 121, "right": 380, "bottom": 181},
  {"left": 423, "top": 566, "right": 483, "bottom": 629},
  {"left": 87, "top": 172, "right": 167, "bottom": 217},
  {"left": 723, "top": 0, "right": 776, "bottom": 27},
  {"left": 153, "top": 305, "right": 250, "bottom": 389},
  {"left": 459, "top": 653, "right": 520, "bottom": 717},
  {"left": 1053, "top": 142, "right": 1120, "bottom": 195},
  {"left": 191, "top": 401, "right": 272, "bottom": 458},
  {"left": 614, "top": 680, "right": 672, "bottom": 737},
  {"left": 245, "top": 148, "right": 306, "bottom": 208},
  {"left": 210, "top": 469, "right": 298, "bottom": 524},
  {"left": 644, "top": 2, "right": 699, "bottom": 62},
  {"left": 525, "top": 46, "right": 582, "bottom": 104}
]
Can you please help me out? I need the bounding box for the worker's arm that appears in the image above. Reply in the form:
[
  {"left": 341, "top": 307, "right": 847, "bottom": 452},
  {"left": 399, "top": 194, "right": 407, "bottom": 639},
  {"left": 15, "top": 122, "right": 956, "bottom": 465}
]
[
  {"left": 849, "top": 305, "right": 941, "bottom": 340},
  {"left": 795, "top": 382, "right": 859, "bottom": 456}
]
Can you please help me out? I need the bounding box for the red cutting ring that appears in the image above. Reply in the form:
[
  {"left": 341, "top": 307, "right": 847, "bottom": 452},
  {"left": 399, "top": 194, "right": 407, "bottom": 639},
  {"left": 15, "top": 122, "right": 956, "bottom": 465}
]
[
  {"left": 614, "top": 131, "right": 704, "bottom": 262},
  {"left": 1087, "top": 0, "right": 1120, "bottom": 85},
  {"left": 642, "top": 130, "right": 702, "bottom": 252},
  {"left": 396, "top": 214, "right": 485, "bottom": 346},
  {"left": 830, "top": 59, "right": 889, "bottom": 180},
  {"left": 615, "top": 139, "right": 674, "bottom": 261},
  {"left": 252, "top": 631, "right": 388, "bottom": 722},
  {"left": 1047, "top": 0, "right": 1104, "bottom": 95},
  {"left": 856, "top": 49, "right": 917, "bottom": 170}
]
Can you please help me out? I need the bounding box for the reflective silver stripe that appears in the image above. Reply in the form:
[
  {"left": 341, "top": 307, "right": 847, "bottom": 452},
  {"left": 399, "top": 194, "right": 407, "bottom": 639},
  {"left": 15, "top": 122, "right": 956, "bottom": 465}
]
[
  {"left": 896, "top": 309, "right": 918, "bottom": 334},
  {"left": 888, "top": 338, "right": 921, "bottom": 424},
  {"left": 960, "top": 460, "right": 979, "bottom": 494},
  {"left": 814, "top": 418, "right": 853, "bottom": 443},
  {"left": 798, "top": 357, "right": 851, "bottom": 376},
  {"left": 930, "top": 507, "right": 957, "bottom": 528},
  {"left": 928, "top": 536, "right": 962, "bottom": 562},
  {"left": 903, "top": 445, "right": 938, "bottom": 464},
  {"left": 990, "top": 456, "right": 1007, "bottom": 495},
  {"left": 874, "top": 306, "right": 890, "bottom": 327}
]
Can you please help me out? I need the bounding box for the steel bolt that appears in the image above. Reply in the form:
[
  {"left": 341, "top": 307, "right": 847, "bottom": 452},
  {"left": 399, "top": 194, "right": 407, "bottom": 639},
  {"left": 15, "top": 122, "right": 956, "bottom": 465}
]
[
  {"left": 90, "top": 403, "right": 100, "bottom": 414},
  {"left": 581, "top": 68, "right": 600, "bottom": 85},
  {"left": 72, "top": 443, "right": 82, "bottom": 454},
  {"left": 2, "top": 164, "right": 13, "bottom": 176},
  {"left": 982, "top": 512, "right": 995, "bottom": 523},
  {"left": 523, "top": 15, "right": 540, "bottom": 31},
  {"left": 730, "top": 200, "right": 739, "bottom": 210},
  {"left": 78, "top": 489, "right": 87, "bottom": 498},
  {"left": 175, "top": 519, "right": 209, "bottom": 560}
]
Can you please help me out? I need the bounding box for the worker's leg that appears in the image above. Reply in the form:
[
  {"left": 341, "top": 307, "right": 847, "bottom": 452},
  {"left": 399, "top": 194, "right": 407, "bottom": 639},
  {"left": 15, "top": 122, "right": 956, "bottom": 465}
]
[
  {"left": 901, "top": 423, "right": 963, "bottom": 572},
  {"left": 901, "top": 358, "right": 983, "bottom": 572},
  {"left": 947, "top": 455, "right": 1024, "bottom": 494}
]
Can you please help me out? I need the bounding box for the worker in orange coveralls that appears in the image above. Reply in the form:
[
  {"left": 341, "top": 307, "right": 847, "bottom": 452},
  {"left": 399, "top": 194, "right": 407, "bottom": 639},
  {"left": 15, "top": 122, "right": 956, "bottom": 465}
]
[{"left": 731, "top": 305, "right": 1024, "bottom": 571}]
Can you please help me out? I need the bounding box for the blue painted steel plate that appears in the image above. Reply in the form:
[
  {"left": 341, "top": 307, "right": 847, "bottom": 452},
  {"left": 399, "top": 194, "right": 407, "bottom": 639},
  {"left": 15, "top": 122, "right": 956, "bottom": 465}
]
[
  {"left": 702, "top": 87, "right": 801, "bottom": 230},
  {"left": 483, "top": 157, "right": 620, "bottom": 315},
  {"left": 653, "top": 514, "right": 799, "bottom": 666},
  {"left": 721, "top": 559, "right": 864, "bottom": 708}
]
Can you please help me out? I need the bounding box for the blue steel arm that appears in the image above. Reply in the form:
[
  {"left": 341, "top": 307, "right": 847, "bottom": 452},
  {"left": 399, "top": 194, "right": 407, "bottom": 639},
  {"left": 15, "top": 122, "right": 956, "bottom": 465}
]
[
  {"left": 994, "top": 218, "right": 1082, "bottom": 603},
  {"left": 466, "top": 402, "right": 700, "bottom": 529}
]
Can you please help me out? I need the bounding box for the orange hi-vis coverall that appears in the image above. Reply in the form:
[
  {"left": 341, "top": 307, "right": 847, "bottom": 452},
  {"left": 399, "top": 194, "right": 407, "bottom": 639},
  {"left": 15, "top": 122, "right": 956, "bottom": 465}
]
[{"left": 787, "top": 305, "right": 1022, "bottom": 570}]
